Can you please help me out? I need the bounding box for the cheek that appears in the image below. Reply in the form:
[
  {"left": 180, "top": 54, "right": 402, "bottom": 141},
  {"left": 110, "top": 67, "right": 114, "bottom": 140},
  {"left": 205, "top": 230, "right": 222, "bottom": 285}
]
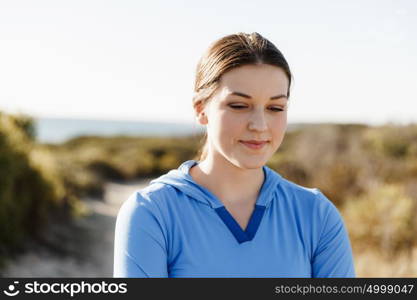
[
  {"left": 278, "top": 113, "right": 287, "bottom": 131},
  {"left": 271, "top": 114, "right": 287, "bottom": 140},
  {"left": 207, "top": 111, "right": 232, "bottom": 144},
  {"left": 217, "top": 111, "right": 243, "bottom": 136}
]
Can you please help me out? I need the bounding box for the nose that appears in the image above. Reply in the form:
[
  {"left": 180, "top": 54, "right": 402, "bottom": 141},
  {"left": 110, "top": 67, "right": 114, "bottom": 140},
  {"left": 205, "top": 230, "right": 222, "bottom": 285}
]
[{"left": 248, "top": 108, "right": 268, "bottom": 132}]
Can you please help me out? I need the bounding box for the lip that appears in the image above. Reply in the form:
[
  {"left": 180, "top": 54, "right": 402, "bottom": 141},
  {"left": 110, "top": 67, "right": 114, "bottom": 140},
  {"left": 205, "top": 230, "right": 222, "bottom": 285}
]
[{"left": 239, "top": 140, "right": 269, "bottom": 150}]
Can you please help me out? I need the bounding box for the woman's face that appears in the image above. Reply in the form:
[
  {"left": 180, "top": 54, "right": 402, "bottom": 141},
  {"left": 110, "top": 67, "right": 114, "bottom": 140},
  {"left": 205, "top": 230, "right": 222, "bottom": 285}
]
[{"left": 198, "top": 63, "right": 289, "bottom": 169}]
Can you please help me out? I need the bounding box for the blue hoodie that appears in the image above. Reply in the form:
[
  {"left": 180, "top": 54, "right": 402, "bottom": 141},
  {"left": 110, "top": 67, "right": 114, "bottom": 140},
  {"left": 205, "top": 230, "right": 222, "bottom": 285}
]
[{"left": 113, "top": 160, "right": 355, "bottom": 278}]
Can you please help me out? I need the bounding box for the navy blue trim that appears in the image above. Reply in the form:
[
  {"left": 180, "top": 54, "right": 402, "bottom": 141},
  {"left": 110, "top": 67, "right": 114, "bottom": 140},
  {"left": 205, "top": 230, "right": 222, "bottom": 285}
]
[
  {"left": 245, "top": 205, "right": 266, "bottom": 240},
  {"left": 214, "top": 205, "right": 266, "bottom": 244},
  {"left": 215, "top": 207, "right": 248, "bottom": 243}
]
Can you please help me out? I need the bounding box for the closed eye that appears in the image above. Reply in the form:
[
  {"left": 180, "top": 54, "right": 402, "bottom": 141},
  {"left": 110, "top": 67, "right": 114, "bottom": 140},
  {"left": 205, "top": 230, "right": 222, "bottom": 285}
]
[
  {"left": 229, "top": 104, "right": 247, "bottom": 109},
  {"left": 270, "top": 107, "right": 284, "bottom": 112},
  {"left": 228, "top": 104, "right": 284, "bottom": 112}
]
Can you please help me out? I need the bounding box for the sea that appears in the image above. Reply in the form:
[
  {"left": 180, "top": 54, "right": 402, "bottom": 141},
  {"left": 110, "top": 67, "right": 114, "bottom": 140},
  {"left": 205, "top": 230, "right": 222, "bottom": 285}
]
[
  {"left": 33, "top": 117, "right": 309, "bottom": 144},
  {"left": 34, "top": 117, "right": 205, "bottom": 144}
]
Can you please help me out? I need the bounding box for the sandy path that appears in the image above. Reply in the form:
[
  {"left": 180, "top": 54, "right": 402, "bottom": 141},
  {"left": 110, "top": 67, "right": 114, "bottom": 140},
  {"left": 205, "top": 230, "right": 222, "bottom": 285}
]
[{"left": 1, "top": 178, "right": 153, "bottom": 277}]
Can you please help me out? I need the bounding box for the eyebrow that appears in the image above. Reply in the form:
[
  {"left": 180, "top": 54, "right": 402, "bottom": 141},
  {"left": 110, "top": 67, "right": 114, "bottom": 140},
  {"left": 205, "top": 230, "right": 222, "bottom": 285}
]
[{"left": 228, "top": 91, "right": 287, "bottom": 100}]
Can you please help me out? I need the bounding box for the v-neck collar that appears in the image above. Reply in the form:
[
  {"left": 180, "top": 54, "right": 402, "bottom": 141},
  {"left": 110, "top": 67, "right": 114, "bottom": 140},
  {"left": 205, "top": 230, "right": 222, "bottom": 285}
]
[
  {"left": 214, "top": 205, "right": 266, "bottom": 244},
  {"left": 179, "top": 160, "right": 275, "bottom": 244}
]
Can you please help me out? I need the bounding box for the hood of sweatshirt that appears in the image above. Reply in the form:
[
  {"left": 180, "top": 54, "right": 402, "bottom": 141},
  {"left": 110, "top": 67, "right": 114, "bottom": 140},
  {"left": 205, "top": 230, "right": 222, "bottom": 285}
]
[{"left": 149, "top": 160, "right": 282, "bottom": 209}]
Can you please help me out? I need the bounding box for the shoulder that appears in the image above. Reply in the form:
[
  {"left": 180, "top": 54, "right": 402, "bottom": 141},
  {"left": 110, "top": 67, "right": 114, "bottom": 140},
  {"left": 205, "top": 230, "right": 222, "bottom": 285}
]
[
  {"left": 137, "top": 182, "right": 178, "bottom": 204},
  {"left": 274, "top": 174, "right": 338, "bottom": 220},
  {"left": 116, "top": 183, "right": 177, "bottom": 227},
  {"left": 277, "top": 175, "right": 329, "bottom": 204},
  {"left": 122, "top": 182, "right": 177, "bottom": 208},
  {"left": 273, "top": 175, "right": 348, "bottom": 249}
]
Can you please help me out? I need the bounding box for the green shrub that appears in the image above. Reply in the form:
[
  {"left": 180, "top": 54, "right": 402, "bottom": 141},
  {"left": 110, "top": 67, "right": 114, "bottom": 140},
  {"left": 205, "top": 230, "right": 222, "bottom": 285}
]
[
  {"left": 362, "top": 125, "right": 417, "bottom": 159},
  {"left": 36, "top": 135, "right": 199, "bottom": 202},
  {"left": 0, "top": 113, "right": 74, "bottom": 265}
]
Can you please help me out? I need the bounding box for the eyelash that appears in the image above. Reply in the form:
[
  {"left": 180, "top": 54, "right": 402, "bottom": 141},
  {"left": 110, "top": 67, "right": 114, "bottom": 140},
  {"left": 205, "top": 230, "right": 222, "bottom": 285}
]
[{"left": 228, "top": 104, "right": 284, "bottom": 112}]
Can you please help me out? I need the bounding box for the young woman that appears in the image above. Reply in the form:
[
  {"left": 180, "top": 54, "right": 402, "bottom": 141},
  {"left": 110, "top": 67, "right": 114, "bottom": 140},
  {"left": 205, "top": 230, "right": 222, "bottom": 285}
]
[{"left": 113, "top": 32, "right": 356, "bottom": 278}]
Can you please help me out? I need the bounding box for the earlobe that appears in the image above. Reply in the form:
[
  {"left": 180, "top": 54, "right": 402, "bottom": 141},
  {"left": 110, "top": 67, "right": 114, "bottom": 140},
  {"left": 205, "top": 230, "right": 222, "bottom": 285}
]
[
  {"left": 197, "top": 111, "right": 208, "bottom": 125},
  {"left": 194, "top": 101, "right": 208, "bottom": 125}
]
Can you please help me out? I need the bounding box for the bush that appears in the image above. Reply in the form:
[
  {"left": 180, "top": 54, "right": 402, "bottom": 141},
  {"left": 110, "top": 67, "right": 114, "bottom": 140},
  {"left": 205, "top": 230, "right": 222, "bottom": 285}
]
[
  {"left": 36, "top": 135, "right": 200, "bottom": 201},
  {"left": 272, "top": 124, "right": 368, "bottom": 205},
  {"left": 0, "top": 113, "right": 72, "bottom": 263},
  {"left": 362, "top": 125, "right": 417, "bottom": 159},
  {"left": 342, "top": 183, "right": 417, "bottom": 256}
]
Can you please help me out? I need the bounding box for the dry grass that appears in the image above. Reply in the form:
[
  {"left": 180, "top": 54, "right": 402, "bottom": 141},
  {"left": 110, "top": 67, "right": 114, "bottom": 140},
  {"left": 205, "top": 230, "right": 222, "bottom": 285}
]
[{"left": 354, "top": 247, "right": 417, "bottom": 277}]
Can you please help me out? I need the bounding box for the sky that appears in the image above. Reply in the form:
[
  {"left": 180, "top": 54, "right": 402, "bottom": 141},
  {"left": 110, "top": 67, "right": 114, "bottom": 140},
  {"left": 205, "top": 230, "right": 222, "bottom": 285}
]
[{"left": 0, "top": 0, "right": 416, "bottom": 125}]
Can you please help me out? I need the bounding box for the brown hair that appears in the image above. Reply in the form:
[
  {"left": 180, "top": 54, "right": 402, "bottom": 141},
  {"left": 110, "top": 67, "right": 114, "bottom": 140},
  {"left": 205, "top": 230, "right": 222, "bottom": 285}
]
[{"left": 192, "top": 32, "right": 292, "bottom": 161}]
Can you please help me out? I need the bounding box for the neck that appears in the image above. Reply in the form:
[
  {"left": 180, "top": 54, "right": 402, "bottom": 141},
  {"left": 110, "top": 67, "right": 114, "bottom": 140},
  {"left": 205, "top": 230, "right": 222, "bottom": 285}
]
[{"left": 193, "top": 153, "right": 265, "bottom": 207}]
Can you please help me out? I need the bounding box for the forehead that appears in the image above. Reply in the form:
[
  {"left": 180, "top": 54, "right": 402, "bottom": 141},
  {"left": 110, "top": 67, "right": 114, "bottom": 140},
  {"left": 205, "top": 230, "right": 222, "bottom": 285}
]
[{"left": 217, "top": 64, "right": 289, "bottom": 98}]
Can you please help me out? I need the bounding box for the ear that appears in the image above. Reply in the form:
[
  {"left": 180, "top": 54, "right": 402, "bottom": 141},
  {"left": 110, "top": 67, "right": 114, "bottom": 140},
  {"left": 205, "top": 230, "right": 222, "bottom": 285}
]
[{"left": 195, "top": 102, "right": 208, "bottom": 125}]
